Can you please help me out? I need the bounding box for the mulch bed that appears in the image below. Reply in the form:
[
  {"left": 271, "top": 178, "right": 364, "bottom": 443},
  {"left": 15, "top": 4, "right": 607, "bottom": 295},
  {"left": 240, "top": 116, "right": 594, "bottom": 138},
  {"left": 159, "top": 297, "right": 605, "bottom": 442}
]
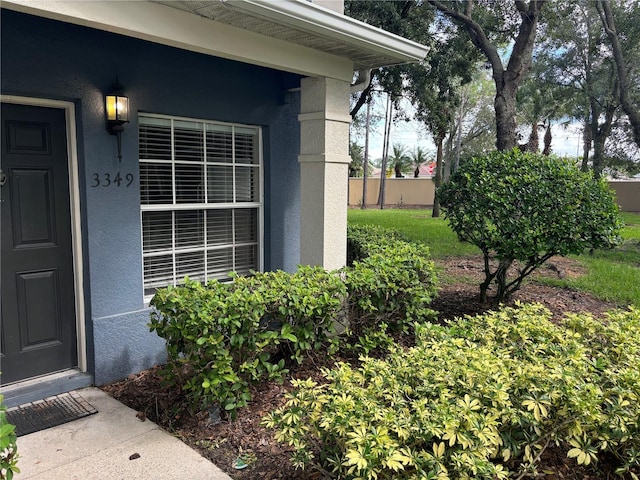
[
  {"left": 102, "top": 255, "right": 635, "bottom": 479},
  {"left": 430, "top": 256, "right": 618, "bottom": 323}
]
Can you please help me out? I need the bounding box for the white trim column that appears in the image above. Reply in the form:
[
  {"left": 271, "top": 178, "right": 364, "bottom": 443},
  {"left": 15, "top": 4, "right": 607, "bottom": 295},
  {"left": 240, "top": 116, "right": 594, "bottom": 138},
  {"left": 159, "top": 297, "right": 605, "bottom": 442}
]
[{"left": 298, "top": 76, "right": 351, "bottom": 269}]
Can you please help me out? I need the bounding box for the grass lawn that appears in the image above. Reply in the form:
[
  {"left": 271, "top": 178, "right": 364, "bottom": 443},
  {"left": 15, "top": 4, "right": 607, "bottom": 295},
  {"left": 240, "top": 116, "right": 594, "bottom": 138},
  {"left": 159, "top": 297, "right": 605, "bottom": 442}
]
[
  {"left": 348, "top": 208, "right": 480, "bottom": 258},
  {"left": 348, "top": 208, "right": 640, "bottom": 306}
]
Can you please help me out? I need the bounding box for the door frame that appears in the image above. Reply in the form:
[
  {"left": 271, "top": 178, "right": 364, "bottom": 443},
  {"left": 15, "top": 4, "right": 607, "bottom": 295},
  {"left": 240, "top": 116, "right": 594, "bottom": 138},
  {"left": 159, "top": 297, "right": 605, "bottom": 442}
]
[{"left": 1, "top": 95, "right": 87, "bottom": 376}]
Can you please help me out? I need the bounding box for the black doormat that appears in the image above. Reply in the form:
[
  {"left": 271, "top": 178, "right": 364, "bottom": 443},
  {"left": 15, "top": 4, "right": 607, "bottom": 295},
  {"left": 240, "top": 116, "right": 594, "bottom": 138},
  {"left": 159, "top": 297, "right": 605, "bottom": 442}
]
[{"left": 7, "top": 391, "right": 97, "bottom": 437}]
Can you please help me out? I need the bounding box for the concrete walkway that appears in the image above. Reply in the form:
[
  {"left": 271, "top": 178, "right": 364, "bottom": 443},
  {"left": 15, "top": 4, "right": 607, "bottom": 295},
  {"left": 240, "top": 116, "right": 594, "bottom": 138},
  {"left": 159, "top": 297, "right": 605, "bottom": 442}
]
[{"left": 16, "top": 387, "right": 232, "bottom": 479}]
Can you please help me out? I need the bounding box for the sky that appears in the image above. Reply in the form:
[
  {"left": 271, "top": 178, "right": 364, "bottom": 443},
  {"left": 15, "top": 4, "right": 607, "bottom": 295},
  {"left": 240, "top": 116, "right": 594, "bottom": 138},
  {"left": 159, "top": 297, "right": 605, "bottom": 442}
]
[{"left": 356, "top": 97, "right": 584, "bottom": 164}]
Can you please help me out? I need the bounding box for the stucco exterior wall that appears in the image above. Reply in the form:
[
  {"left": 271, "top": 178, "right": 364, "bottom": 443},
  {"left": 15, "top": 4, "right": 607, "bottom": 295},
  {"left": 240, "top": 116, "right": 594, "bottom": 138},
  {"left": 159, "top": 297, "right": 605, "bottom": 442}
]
[
  {"left": 2, "top": 9, "right": 303, "bottom": 384},
  {"left": 349, "top": 178, "right": 639, "bottom": 213}
]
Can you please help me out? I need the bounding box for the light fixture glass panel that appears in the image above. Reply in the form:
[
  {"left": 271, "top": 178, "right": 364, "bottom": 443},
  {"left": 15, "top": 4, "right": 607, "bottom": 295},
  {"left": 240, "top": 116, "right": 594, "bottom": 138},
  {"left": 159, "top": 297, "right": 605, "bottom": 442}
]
[
  {"left": 116, "top": 96, "right": 129, "bottom": 121},
  {"left": 106, "top": 95, "right": 117, "bottom": 121},
  {"left": 106, "top": 95, "right": 129, "bottom": 122}
]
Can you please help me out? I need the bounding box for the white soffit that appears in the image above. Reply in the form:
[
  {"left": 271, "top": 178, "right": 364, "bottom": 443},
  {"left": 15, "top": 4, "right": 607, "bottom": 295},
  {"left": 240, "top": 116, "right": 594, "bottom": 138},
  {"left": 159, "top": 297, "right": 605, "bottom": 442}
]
[
  {"left": 156, "top": 0, "right": 429, "bottom": 70},
  {"left": 2, "top": 0, "right": 428, "bottom": 79}
]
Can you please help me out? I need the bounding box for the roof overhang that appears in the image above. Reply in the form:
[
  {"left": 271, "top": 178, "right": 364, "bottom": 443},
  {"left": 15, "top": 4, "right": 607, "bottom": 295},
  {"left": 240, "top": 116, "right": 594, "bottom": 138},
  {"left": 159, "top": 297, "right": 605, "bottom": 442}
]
[
  {"left": 155, "top": 1, "right": 429, "bottom": 70},
  {"left": 2, "top": 0, "right": 428, "bottom": 82}
]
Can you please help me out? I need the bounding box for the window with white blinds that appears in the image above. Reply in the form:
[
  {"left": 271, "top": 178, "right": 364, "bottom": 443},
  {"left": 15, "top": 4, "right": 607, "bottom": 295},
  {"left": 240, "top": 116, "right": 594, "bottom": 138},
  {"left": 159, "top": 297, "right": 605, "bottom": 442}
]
[{"left": 139, "top": 114, "right": 262, "bottom": 297}]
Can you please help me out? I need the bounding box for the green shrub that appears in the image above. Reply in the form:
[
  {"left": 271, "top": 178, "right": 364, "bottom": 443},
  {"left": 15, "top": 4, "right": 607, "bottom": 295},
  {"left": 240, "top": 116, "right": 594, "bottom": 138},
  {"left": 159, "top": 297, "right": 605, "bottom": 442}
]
[
  {"left": 438, "top": 149, "right": 623, "bottom": 302},
  {"left": 343, "top": 224, "right": 439, "bottom": 346},
  {"left": 263, "top": 304, "right": 640, "bottom": 479},
  {"left": 346, "top": 224, "right": 407, "bottom": 265},
  {"left": 149, "top": 266, "right": 347, "bottom": 417},
  {"left": 230, "top": 266, "right": 347, "bottom": 363},
  {"left": 150, "top": 278, "right": 271, "bottom": 417},
  {"left": 344, "top": 240, "right": 438, "bottom": 335},
  {"left": 0, "top": 395, "right": 19, "bottom": 480}
]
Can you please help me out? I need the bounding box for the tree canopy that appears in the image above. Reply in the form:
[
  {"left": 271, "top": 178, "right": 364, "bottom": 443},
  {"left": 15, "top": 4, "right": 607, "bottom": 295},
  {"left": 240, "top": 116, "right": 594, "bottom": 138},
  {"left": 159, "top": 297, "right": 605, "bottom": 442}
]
[{"left": 346, "top": 0, "right": 640, "bottom": 178}]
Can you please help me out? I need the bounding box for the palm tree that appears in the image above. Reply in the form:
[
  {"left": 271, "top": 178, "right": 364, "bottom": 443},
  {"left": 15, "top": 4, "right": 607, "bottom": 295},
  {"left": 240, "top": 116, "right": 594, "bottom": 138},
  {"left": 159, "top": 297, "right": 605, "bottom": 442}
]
[
  {"left": 411, "top": 146, "right": 429, "bottom": 178},
  {"left": 388, "top": 144, "right": 412, "bottom": 178}
]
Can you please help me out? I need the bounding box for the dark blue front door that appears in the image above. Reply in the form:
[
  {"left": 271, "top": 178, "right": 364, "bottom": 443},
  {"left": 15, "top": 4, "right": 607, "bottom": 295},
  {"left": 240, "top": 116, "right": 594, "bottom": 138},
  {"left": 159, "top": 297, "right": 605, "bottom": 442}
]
[{"left": 1, "top": 103, "right": 77, "bottom": 384}]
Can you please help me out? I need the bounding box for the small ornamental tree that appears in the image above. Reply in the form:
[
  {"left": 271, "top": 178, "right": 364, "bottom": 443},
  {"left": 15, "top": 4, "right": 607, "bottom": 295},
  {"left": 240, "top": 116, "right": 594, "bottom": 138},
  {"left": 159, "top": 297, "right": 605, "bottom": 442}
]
[{"left": 438, "top": 149, "right": 623, "bottom": 302}]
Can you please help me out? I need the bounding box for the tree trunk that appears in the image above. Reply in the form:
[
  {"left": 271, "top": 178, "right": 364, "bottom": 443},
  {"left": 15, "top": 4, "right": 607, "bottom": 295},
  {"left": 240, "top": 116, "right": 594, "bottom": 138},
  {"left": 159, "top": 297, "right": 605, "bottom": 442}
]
[
  {"left": 527, "top": 121, "right": 540, "bottom": 153},
  {"left": 581, "top": 118, "right": 592, "bottom": 172},
  {"left": 494, "top": 75, "right": 519, "bottom": 151},
  {"left": 542, "top": 122, "right": 552, "bottom": 155},
  {"left": 443, "top": 131, "right": 455, "bottom": 183},
  {"left": 592, "top": 132, "right": 606, "bottom": 179},
  {"left": 377, "top": 94, "right": 393, "bottom": 208},
  {"left": 495, "top": 259, "right": 513, "bottom": 301},
  {"left": 428, "top": 1, "right": 545, "bottom": 151},
  {"left": 590, "top": 91, "right": 616, "bottom": 179},
  {"left": 591, "top": 109, "right": 614, "bottom": 180},
  {"left": 432, "top": 131, "right": 445, "bottom": 218},
  {"left": 597, "top": 0, "right": 640, "bottom": 148},
  {"left": 361, "top": 98, "right": 371, "bottom": 209},
  {"left": 479, "top": 280, "right": 490, "bottom": 303},
  {"left": 453, "top": 92, "right": 465, "bottom": 175}
]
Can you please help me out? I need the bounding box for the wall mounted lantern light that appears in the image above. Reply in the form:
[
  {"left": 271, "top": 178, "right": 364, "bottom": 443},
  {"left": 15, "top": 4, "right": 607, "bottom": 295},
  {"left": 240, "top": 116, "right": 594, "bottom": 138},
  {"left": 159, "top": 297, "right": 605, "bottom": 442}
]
[{"left": 105, "top": 78, "right": 129, "bottom": 161}]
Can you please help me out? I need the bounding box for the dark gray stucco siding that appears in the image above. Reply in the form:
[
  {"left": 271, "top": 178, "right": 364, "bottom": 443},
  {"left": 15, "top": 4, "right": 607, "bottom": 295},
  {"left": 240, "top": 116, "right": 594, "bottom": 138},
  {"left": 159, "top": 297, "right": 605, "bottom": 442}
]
[{"left": 1, "top": 10, "right": 302, "bottom": 384}]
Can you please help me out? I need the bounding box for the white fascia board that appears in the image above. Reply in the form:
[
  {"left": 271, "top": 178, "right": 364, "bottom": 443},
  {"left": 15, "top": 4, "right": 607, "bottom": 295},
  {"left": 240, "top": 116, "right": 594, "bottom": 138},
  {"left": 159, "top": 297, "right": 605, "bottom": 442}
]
[
  {"left": 2, "top": 0, "right": 354, "bottom": 81},
  {"left": 235, "top": 0, "right": 429, "bottom": 63}
]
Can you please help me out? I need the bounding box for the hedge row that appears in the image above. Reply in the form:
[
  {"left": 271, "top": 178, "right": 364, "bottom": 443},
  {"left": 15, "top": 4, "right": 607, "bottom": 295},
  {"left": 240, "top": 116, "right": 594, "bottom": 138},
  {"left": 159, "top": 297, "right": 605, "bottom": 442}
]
[{"left": 149, "top": 224, "right": 438, "bottom": 416}]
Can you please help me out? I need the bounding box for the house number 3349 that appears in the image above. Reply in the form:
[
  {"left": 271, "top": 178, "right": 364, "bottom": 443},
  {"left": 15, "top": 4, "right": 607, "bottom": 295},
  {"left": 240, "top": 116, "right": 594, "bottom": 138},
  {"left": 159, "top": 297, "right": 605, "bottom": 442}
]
[{"left": 91, "top": 172, "right": 134, "bottom": 188}]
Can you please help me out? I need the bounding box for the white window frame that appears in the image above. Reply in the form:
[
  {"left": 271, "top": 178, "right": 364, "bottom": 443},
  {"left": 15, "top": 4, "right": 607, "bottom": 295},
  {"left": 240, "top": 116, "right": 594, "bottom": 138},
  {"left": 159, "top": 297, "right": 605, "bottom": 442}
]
[{"left": 139, "top": 112, "right": 264, "bottom": 302}]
